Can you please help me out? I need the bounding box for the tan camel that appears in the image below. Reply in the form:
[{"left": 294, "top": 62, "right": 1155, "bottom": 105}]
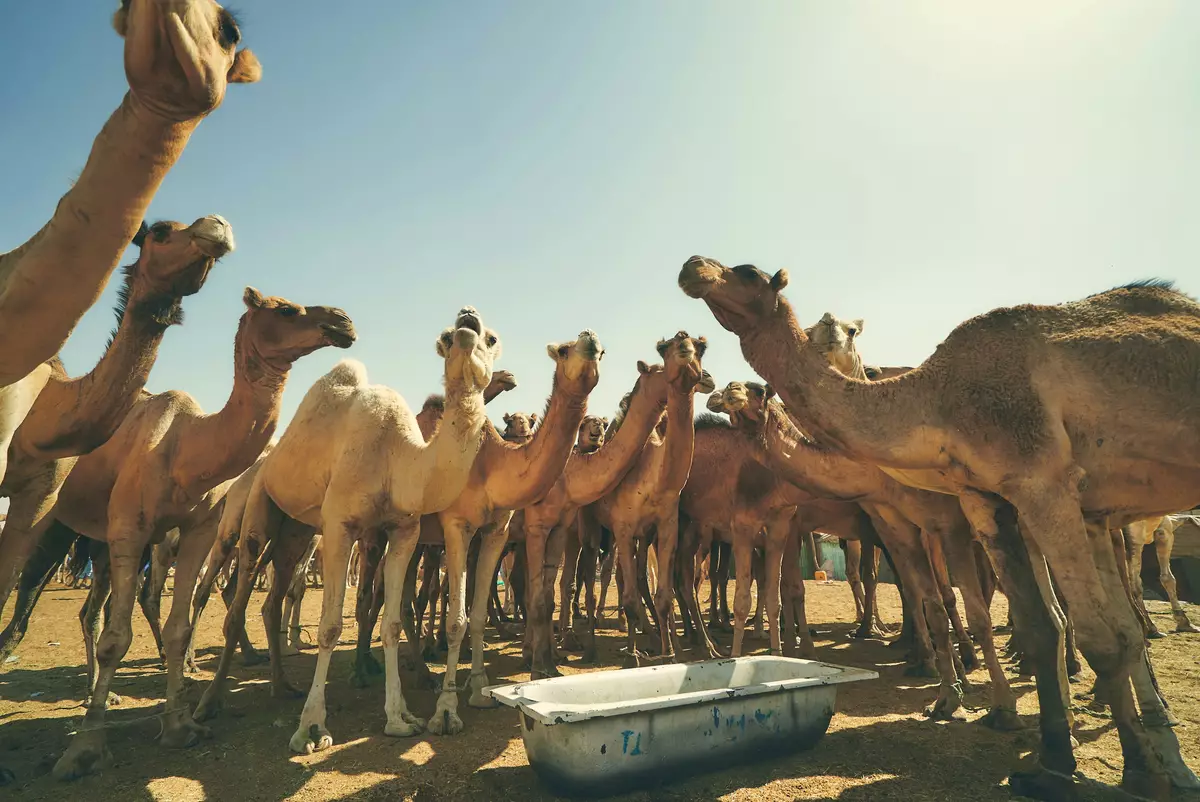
[
  {"left": 501, "top": 412, "right": 538, "bottom": 443},
  {"left": 574, "top": 333, "right": 709, "bottom": 667},
  {"left": 680, "top": 258, "right": 1199, "bottom": 797},
  {"left": 428, "top": 331, "right": 602, "bottom": 734},
  {"left": 0, "top": 0, "right": 259, "bottom": 388},
  {"left": 1127, "top": 515, "right": 1198, "bottom": 636},
  {"left": 195, "top": 307, "right": 499, "bottom": 754},
  {"left": 517, "top": 348, "right": 681, "bottom": 679},
  {"left": 0, "top": 217, "right": 233, "bottom": 640},
  {"left": 4, "top": 287, "right": 353, "bottom": 780}
]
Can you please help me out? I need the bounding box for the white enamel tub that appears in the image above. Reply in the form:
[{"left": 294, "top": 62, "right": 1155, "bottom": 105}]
[{"left": 483, "top": 656, "right": 877, "bottom": 796}]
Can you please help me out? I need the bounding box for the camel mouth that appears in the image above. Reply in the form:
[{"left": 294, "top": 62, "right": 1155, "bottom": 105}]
[
  {"left": 456, "top": 308, "right": 483, "bottom": 335},
  {"left": 678, "top": 256, "right": 721, "bottom": 298},
  {"left": 192, "top": 234, "right": 234, "bottom": 259},
  {"left": 321, "top": 324, "right": 357, "bottom": 348},
  {"left": 574, "top": 331, "right": 603, "bottom": 360}
]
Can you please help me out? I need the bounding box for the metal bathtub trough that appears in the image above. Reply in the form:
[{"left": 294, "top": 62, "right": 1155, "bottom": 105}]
[{"left": 483, "top": 656, "right": 878, "bottom": 796}]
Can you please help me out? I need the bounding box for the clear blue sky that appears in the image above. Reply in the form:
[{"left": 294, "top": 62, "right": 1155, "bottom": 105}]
[{"left": 4, "top": 1, "right": 1199, "bottom": 439}]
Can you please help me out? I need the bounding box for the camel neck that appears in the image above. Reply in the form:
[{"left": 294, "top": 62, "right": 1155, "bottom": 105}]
[
  {"left": 741, "top": 298, "right": 928, "bottom": 468},
  {"left": 566, "top": 377, "right": 665, "bottom": 504},
  {"left": 657, "top": 387, "right": 697, "bottom": 495},
  {"left": 0, "top": 94, "right": 197, "bottom": 385},
  {"left": 759, "top": 403, "right": 882, "bottom": 502},
  {"left": 486, "top": 377, "right": 588, "bottom": 510},
  {"left": 11, "top": 285, "right": 176, "bottom": 462},
  {"left": 414, "top": 384, "right": 488, "bottom": 512},
  {"left": 181, "top": 323, "right": 286, "bottom": 492}
]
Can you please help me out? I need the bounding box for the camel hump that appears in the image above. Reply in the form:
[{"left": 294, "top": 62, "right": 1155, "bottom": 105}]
[{"left": 324, "top": 358, "right": 369, "bottom": 388}]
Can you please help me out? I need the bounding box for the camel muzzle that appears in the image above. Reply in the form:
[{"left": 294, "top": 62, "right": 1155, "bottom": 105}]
[{"left": 456, "top": 307, "right": 483, "bottom": 335}]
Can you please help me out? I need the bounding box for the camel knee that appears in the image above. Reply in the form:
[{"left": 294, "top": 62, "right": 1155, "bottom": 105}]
[
  {"left": 381, "top": 621, "right": 402, "bottom": 648},
  {"left": 163, "top": 620, "right": 191, "bottom": 656},
  {"left": 95, "top": 626, "right": 133, "bottom": 664},
  {"left": 317, "top": 624, "right": 342, "bottom": 651}
]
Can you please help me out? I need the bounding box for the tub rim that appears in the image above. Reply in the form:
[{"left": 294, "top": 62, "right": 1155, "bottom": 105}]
[{"left": 482, "top": 656, "right": 878, "bottom": 725}]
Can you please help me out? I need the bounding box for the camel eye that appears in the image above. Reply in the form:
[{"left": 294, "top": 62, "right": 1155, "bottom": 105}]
[
  {"left": 279, "top": 307, "right": 299, "bottom": 318},
  {"left": 487, "top": 335, "right": 498, "bottom": 346},
  {"left": 218, "top": 11, "right": 241, "bottom": 47},
  {"left": 151, "top": 224, "right": 171, "bottom": 243}
]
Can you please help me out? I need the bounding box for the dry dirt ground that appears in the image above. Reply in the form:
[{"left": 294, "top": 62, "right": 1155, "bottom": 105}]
[{"left": 1, "top": 579, "right": 1197, "bottom": 802}]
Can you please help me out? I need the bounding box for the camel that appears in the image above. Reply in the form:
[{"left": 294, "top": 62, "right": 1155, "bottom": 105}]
[
  {"left": 573, "top": 332, "right": 709, "bottom": 667},
  {"left": 0, "top": 216, "right": 234, "bottom": 638},
  {"left": 0, "top": 0, "right": 259, "bottom": 389},
  {"left": 195, "top": 307, "right": 500, "bottom": 754},
  {"left": 2, "top": 287, "right": 353, "bottom": 780},
  {"left": 516, "top": 347, "right": 684, "bottom": 679},
  {"left": 501, "top": 412, "right": 538, "bottom": 443},
  {"left": 1127, "top": 515, "right": 1198, "bottom": 636},
  {"left": 680, "top": 257, "right": 1200, "bottom": 797},
  {"left": 562, "top": 416, "right": 611, "bottom": 622},
  {"left": 423, "top": 330, "right": 602, "bottom": 734}
]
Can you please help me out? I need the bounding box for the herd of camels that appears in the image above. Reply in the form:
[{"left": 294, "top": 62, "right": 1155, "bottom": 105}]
[{"left": 0, "top": 3, "right": 1198, "bottom": 800}]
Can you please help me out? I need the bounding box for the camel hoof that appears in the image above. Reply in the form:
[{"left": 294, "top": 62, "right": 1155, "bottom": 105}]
[
  {"left": 979, "top": 707, "right": 1025, "bottom": 731},
  {"left": 52, "top": 732, "right": 111, "bottom": 782},
  {"left": 384, "top": 714, "right": 425, "bottom": 737},
  {"left": 160, "top": 720, "right": 212, "bottom": 749},
  {"left": 468, "top": 690, "right": 499, "bottom": 709},
  {"left": 559, "top": 631, "right": 583, "bottom": 652},
  {"left": 241, "top": 649, "right": 267, "bottom": 667},
  {"left": 1175, "top": 621, "right": 1200, "bottom": 634},
  {"left": 924, "top": 696, "right": 967, "bottom": 722},
  {"left": 1146, "top": 630, "right": 1166, "bottom": 640},
  {"left": 280, "top": 644, "right": 300, "bottom": 657},
  {"left": 622, "top": 652, "right": 642, "bottom": 670},
  {"left": 428, "top": 707, "right": 463, "bottom": 736},
  {"left": 192, "top": 694, "right": 221, "bottom": 722},
  {"left": 1008, "top": 768, "right": 1081, "bottom": 802},
  {"left": 290, "top": 725, "right": 333, "bottom": 754},
  {"left": 903, "top": 662, "right": 938, "bottom": 679},
  {"left": 851, "top": 628, "right": 882, "bottom": 641},
  {"left": 1121, "top": 768, "right": 1172, "bottom": 801},
  {"left": 958, "top": 647, "right": 981, "bottom": 673}
]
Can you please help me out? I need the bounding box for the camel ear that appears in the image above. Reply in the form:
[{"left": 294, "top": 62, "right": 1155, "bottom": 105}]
[
  {"left": 132, "top": 221, "right": 149, "bottom": 248},
  {"left": 694, "top": 337, "right": 708, "bottom": 359},
  {"left": 112, "top": 3, "right": 130, "bottom": 37},
  {"left": 546, "top": 343, "right": 563, "bottom": 361},
  {"left": 764, "top": 384, "right": 776, "bottom": 400},
  {"left": 637, "top": 360, "right": 652, "bottom": 375},
  {"left": 228, "top": 49, "right": 263, "bottom": 84},
  {"left": 771, "top": 270, "right": 789, "bottom": 291},
  {"left": 530, "top": 413, "right": 539, "bottom": 425},
  {"left": 600, "top": 417, "right": 609, "bottom": 428},
  {"left": 655, "top": 339, "right": 670, "bottom": 357},
  {"left": 243, "top": 287, "right": 266, "bottom": 309},
  {"left": 503, "top": 413, "right": 512, "bottom": 425},
  {"left": 850, "top": 319, "right": 864, "bottom": 337}
]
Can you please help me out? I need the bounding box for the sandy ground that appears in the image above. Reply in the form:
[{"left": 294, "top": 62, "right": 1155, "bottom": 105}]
[{"left": 0, "top": 580, "right": 1197, "bottom": 802}]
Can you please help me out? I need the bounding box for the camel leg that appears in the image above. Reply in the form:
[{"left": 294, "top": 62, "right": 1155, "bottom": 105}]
[
  {"left": 0, "top": 518, "right": 76, "bottom": 664},
  {"left": 751, "top": 548, "right": 765, "bottom": 640},
  {"left": 193, "top": 478, "right": 282, "bottom": 722},
  {"left": 429, "top": 516, "right": 474, "bottom": 736},
  {"left": 262, "top": 529, "right": 310, "bottom": 700},
  {"left": 758, "top": 515, "right": 790, "bottom": 656},
  {"left": 53, "top": 526, "right": 147, "bottom": 781},
  {"left": 938, "top": 530, "right": 1021, "bottom": 730},
  {"left": 844, "top": 539, "right": 866, "bottom": 626},
  {"left": 1123, "top": 527, "right": 1160, "bottom": 639},
  {"left": 781, "top": 529, "right": 816, "bottom": 658},
  {"left": 652, "top": 509, "right": 684, "bottom": 661},
  {"left": 729, "top": 531, "right": 755, "bottom": 658},
  {"left": 139, "top": 541, "right": 172, "bottom": 667},
  {"left": 634, "top": 537, "right": 661, "bottom": 654},
  {"left": 464, "top": 520, "right": 514, "bottom": 707},
  {"left": 187, "top": 531, "right": 239, "bottom": 673},
  {"left": 79, "top": 548, "right": 116, "bottom": 706},
  {"left": 350, "top": 531, "right": 386, "bottom": 686},
  {"left": 680, "top": 524, "right": 721, "bottom": 659},
  {"left": 289, "top": 512, "right": 356, "bottom": 754},
  {"left": 418, "top": 549, "right": 442, "bottom": 661},
  {"left": 925, "top": 532, "right": 977, "bottom": 673},
  {"left": 0, "top": 465, "right": 67, "bottom": 625},
  {"left": 596, "top": 545, "right": 614, "bottom": 621},
  {"left": 1156, "top": 525, "right": 1197, "bottom": 633},
  {"left": 283, "top": 534, "right": 319, "bottom": 655},
  {"left": 398, "top": 545, "right": 436, "bottom": 688},
  {"left": 1010, "top": 483, "right": 1196, "bottom": 799},
  {"left": 575, "top": 507, "right": 605, "bottom": 663},
  {"left": 613, "top": 523, "right": 648, "bottom": 667},
  {"left": 524, "top": 523, "right": 562, "bottom": 679},
  {"left": 159, "top": 524, "right": 217, "bottom": 748},
  {"left": 375, "top": 520, "right": 425, "bottom": 739},
  {"left": 558, "top": 524, "right": 583, "bottom": 651}
]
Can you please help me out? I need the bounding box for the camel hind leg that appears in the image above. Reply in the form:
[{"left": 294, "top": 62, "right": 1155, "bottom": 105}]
[{"left": 1156, "top": 522, "right": 1198, "bottom": 633}]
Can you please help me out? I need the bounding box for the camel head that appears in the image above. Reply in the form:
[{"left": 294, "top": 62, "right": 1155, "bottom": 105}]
[
  {"left": 678, "top": 256, "right": 789, "bottom": 336},
  {"left": 710, "top": 380, "right": 775, "bottom": 431},
  {"left": 487, "top": 370, "right": 518, "bottom": 396},
  {"left": 655, "top": 331, "right": 707, "bottom": 394},
  {"left": 113, "top": 0, "right": 262, "bottom": 122},
  {"left": 805, "top": 312, "right": 864, "bottom": 377},
  {"left": 546, "top": 329, "right": 604, "bottom": 399},
  {"left": 240, "top": 287, "right": 356, "bottom": 369},
  {"left": 576, "top": 415, "right": 607, "bottom": 453},
  {"left": 501, "top": 412, "right": 538, "bottom": 443},
  {"left": 695, "top": 369, "right": 717, "bottom": 396},
  {"left": 128, "top": 215, "right": 234, "bottom": 301},
  {"left": 436, "top": 307, "right": 500, "bottom": 396}
]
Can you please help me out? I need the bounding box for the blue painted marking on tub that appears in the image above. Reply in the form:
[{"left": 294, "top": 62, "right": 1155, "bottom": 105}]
[
  {"left": 754, "top": 708, "right": 773, "bottom": 725},
  {"left": 630, "top": 732, "right": 643, "bottom": 755},
  {"left": 621, "top": 730, "right": 634, "bottom": 754},
  {"left": 712, "top": 706, "right": 720, "bottom": 729}
]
